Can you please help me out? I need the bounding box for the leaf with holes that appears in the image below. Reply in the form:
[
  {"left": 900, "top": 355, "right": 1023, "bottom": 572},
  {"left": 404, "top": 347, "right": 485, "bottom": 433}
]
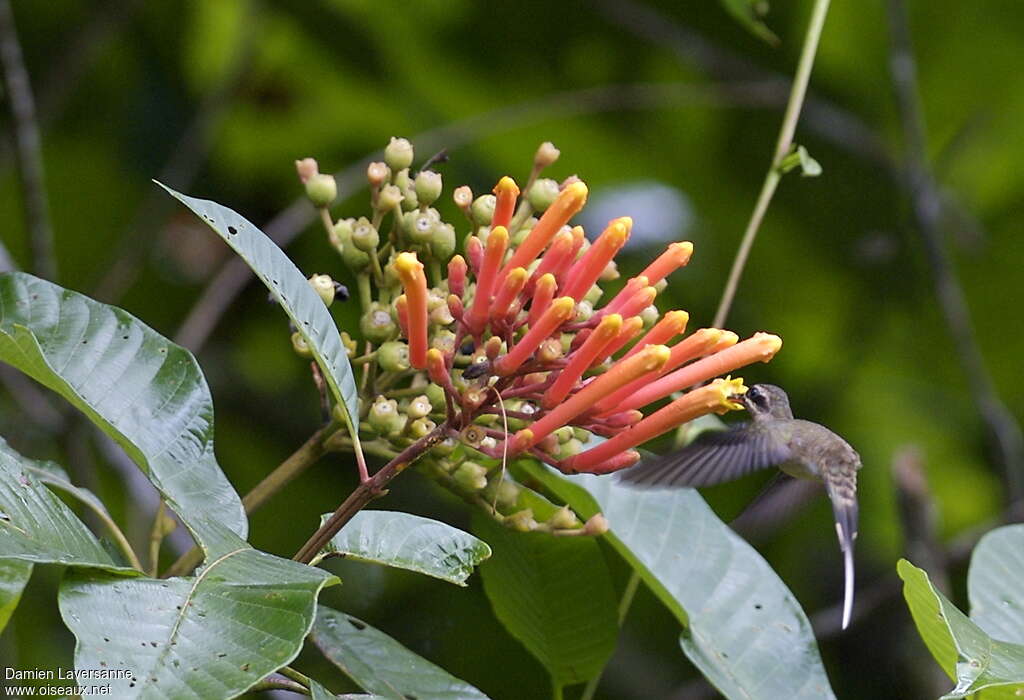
[
  {"left": 311, "top": 510, "right": 491, "bottom": 586},
  {"left": 59, "top": 530, "right": 335, "bottom": 699},
  {"left": 158, "top": 183, "right": 360, "bottom": 438},
  {"left": 0, "top": 438, "right": 135, "bottom": 573},
  {"left": 310, "top": 606, "right": 490, "bottom": 700},
  {"left": 472, "top": 513, "right": 617, "bottom": 688},
  {"left": 519, "top": 462, "right": 836, "bottom": 699},
  {"left": 0, "top": 272, "right": 246, "bottom": 548},
  {"left": 0, "top": 559, "right": 32, "bottom": 632},
  {"left": 898, "top": 558, "right": 1024, "bottom": 698}
]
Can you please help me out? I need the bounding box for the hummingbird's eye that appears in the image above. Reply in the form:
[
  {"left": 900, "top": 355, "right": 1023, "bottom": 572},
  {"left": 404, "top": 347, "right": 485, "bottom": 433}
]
[{"left": 747, "top": 387, "right": 769, "bottom": 410}]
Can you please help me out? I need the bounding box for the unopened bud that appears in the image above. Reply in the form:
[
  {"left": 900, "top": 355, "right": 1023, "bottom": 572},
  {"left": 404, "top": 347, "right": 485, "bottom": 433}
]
[
  {"left": 453, "top": 461, "right": 488, "bottom": 491},
  {"left": 471, "top": 194, "right": 496, "bottom": 226},
  {"left": 340, "top": 331, "right": 358, "bottom": 358},
  {"left": 367, "top": 161, "right": 391, "bottom": 187},
  {"left": 295, "top": 157, "right": 319, "bottom": 183},
  {"left": 377, "top": 341, "right": 410, "bottom": 372},
  {"left": 506, "top": 508, "right": 537, "bottom": 532},
  {"left": 291, "top": 332, "right": 312, "bottom": 358},
  {"left": 575, "top": 300, "right": 594, "bottom": 322},
  {"left": 493, "top": 479, "right": 520, "bottom": 508},
  {"left": 407, "top": 417, "right": 436, "bottom": 439},
  {"left": 351, "top": 217, "right": 380, "bottom": 252},
  {"left": 384, "top": 137, "right": 414, "bottom": 171},
  {"left": 553, "top": 426, "right": 575, "bottom": 444},
  {"left": 453, "top": 185, "right": 473, "bottom": 211},
  {"left": 557, "top": 438, "right": 584, "bottom": 459},
  {"left": 415, "top": 170, "right": 443, "bottom": 206},
  {"left": 431, "top": 437, "right": 457, "bottom": 457},
  {"left": 584, "top": 513, "right": 609, "bottom": 536},
  {"left": 526, "top": 178, "right": 560, "bottom": 211},
  {"left": 600, "top": 260, "right": 620, "bottom": 282},
  {"left": 431, "top": 222, "right": 456, "bottom": 260},
  {"left": 534, "top": 141, "right": 560, "bottom": 169},
  {"left": 537, "top": 337, "right": 564, "bottom": 363},
  {"left": 640, "top": 305, "right": 660, "bottom": 329},
  {"left": 361, "top": 303, "right": 398, "bottom": 343},
  {"left": 425, "top": 383, "right": 446, "bottom": 411},
  {"left": 308, "top": 274, "right": 335, "bottom": 306},
  {"left": 548, "top": 505, "right": 579, "bottom": 530},
  {"left": 377, "top": 184, "right": 404, "bottom": 211},
  {"left": 403, "top": 208, "right": 440, "bottom": 244},
  {"left": 305, "top": 173, "right": 337, "bottom": 208},
  {"left": 407, "top": 395, "right": 433, "bottom": 419},
  {"left": 369, "top": 396, "right": 406, "bottom": 435}
]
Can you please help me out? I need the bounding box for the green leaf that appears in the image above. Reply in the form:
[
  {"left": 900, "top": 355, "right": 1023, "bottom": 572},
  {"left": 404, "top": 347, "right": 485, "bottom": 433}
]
[
  {"left": 312, "top": 510, "right": 491, "bottom": 586},
  {"left": 0, "top": 438, "right": 134, "bottom": 572},
  {"left": 719, "top": 0, "right": 778, "bottom": 45},
  {"left": 59, "top": 531, "right": 336, "bottom": 699},
  {"left": 520, "top": 463, "right": 836, "bottom": 699},
  {"left": 898, "top": 558, "right": 1024, "bottom": 698},
  {"left": 968, "top": 524, "right": 1024, "bottom": 644},
  {"left": 472, "top": 513, "right": 617, "bottom": 687},
  {"left": 157, "top": 184, "right": 360, "bottom": 437},
  {"left": 311, "top": 606, "right": 490, "bottom": 700},
  {"left": 0, "top": 272, "right": 246, "bottom": 548},
  {"left": 0, "top": 559, "right": 32, "bottom": 632}
]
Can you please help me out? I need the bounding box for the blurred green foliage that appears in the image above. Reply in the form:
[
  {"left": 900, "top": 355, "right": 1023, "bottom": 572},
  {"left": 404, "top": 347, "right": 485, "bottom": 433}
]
[{"left": 2, "top": 0, "right": 1022, "bottom": 697}]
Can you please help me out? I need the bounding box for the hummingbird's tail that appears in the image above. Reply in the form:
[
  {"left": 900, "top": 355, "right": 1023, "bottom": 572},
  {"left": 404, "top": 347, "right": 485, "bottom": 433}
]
[
  {"left": 840, "top": 528, "right": 854, "bottom": 630},
  {"left": 825, "top": 475, "right": 858, "bottom": 630}
]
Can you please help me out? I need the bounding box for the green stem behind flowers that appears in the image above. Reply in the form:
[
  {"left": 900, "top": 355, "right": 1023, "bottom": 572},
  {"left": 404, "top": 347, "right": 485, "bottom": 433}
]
[{"left": 712, "top": 0, "right": 832, "bottom": 329}]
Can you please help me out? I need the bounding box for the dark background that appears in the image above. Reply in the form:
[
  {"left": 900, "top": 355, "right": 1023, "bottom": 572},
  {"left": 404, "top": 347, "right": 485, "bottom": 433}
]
[{"left": 2, "top": 1, "right": 1022, "bottom": 697}]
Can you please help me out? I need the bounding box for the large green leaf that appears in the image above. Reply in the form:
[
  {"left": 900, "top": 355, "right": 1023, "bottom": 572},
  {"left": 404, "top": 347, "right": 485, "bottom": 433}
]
[
  {"left": 311, "top": 510, "right": 491, "bottom": 586},
  {"left": 520, "top": 463, "right": 836, "bottom": 699},
  {"left": 0, "top": 559, "right": 32, "bottom": 632},
  {"left": 0, "top": 438, "right": 134, "bottom": 572},
  {"left": 310, "top": 606, "right": 489, "bottom": 700},
  {"left": 472, "top": 513, "right": 617, "bottom": 688},
  {"left": 59, "top": 531, "right": 336, "bottom": 699},
  {"left": 968, "top": 524, "right": 1024, "bottom": 644},
  {"left": 0, "top": 272, "right": 246, "bottom": 547},
  {"left": 158, "top": 184, "right": 360, "bottom": 437},
  {"left": 898, "top": 559, "right": 1024, "bottom": 699}
]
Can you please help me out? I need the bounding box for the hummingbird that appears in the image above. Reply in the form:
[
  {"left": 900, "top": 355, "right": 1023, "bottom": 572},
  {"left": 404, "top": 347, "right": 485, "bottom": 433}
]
[{"left": 620, "top": 383, "right": 862, "bottom": 629}]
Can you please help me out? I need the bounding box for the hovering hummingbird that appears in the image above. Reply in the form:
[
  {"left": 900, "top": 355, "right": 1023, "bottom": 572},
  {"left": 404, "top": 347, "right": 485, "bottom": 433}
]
[{"left": 621, "top": 383, "right": 862, "bottom": 629}]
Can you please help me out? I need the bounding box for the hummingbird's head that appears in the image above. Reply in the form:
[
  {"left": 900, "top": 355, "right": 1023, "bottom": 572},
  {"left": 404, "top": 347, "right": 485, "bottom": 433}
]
[{"left": 740, "top": 383, "right": 794, "bottom": 421}]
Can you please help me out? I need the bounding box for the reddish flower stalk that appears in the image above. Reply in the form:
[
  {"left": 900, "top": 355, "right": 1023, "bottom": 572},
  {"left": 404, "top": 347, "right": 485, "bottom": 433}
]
[
  {"left": 395, "top": 253, "right": 429, "bottom": 368},
  {"left": 494, "top": 297, "right": 576, "bottom": 375},
  {"left": 501, "top": 181, "right": 588, "bottom": 278},
  {"left": 465, "top": 226, "right": 509, "bottom": 335},
  {"left": 564, "top": 378, "right": 745, "bottom": 472},
  {"left": 613, "top": 333, "right": 782, "bottom": 413},
  {"left": 561, "top": 217, "right": 632, "bottom": 301},
  {"left": 542, "top": 314, "right": 623, "bottom": 409},
  {"left": 511, "top": 344, "right": 671, "bottom": 451},
  {"left": 492, "top": 176, "right": 520, "bottom": 229}
]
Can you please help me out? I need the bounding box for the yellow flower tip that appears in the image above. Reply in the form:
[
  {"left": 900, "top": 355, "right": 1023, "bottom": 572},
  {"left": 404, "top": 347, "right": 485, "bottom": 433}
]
[
  {"left": 551, "top": 296, "right": 577, "bottom": 318},
  {"left": 673, "top": 241, "right": 694, "bottom": 257},
  {"left": 666, "top": 309, "right": 689, "bottom": 327},
  {"left": 712, "top": 330, "right": 739, "bottom": 351},
  {"left": 537, "top": 272, "right": 557, "bottom": 289},
  {"left": 489, "top": 226, "right": 510, "bottom": 245},
  {"left": 507, "top": 267, "right": 528, "bottom": 284},
  {"left": 394, "top": 252, "right": 424, "bottom": 277},
  {"left": 753, "top": 332, "right": 783, "bottom": 359},
  {"left": 563, "top": 181, "right": 589, "bottom": 206},
  {"left": 596, "top": 313, "right": 623, "bottom": 336},
  {"left": 426, "top": 347, "right": 444, "bottom": 363},
  {"left": 511, "top": 429, "right": 535, "bottom": 453},
  {"left": 714, "top": 376, "right": 748, "bottom": 411},
  {"left": 614, "top": 216, "right": 633, "bottom": 234},
  {"left": 639, "top": 344, "right": 671, "bottom": 372},
  {"left": 493, "top": 176, "right": 520, "bottom": 198}
]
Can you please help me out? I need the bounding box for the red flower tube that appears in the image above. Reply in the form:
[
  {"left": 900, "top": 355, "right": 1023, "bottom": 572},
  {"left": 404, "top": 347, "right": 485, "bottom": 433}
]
[
  {"left": 561, "top": 217, "right": 631, "bottom": 301},
  {"left": 527, "top": 273, "right": 557, "bottom": 328},
  {"left": 501, "top": 182, "right": 588, "bottom": 279},
  {"left": 542, "top": 314, "right": 623, "bottom": 409},
  {"left": 465, "top": 226, "right": 509, "bottom": 335},
  {"left": 622, "top": 310, "right": 689, "bottom": 360},
  {"left": 492, "top": 176, "right": 520, "bottom": 229},
  {"left": 493, "top": 296, "right": 576, "bottom": 375}
]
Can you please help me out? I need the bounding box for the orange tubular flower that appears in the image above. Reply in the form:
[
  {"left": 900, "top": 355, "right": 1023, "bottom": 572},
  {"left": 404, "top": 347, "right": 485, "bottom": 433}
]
[
  {"left": 614, "top": 333, "right": 782, "bottom": 413},
  {"left": 447, "top": 255, "right": 468, "bottom": 298},
  {"left": 561, "top": 217, "right": 632, "bottom": 301},
  {"left": 527, "top": 229, "right": 574, "bottom": 292},
  {"left": 598, "top": 316, "right": 644, "bottom": 363},
  {"left": 394, "top": 252, "right": 429, "bottom": 368},
  {"left": 615, "top": 285, "right": 657, "bottom": 320},
  {"left": 512, "top": 344, "right": 670, "bottom": 452},
  {"left": 623, "top": 310, "right": 689, "bottom": 359},
  {"left": 494, "top": 297, "right": 576, "bottom": 376},
  {"left": 395, "top": 294, "right": 410, "bottom": 339},
  {"left": 639, "top": 241, "right": 693, "bottom": 284},
  {"left": 490, "top": 267, "right": 528, "bottom": 322},
  {"left": 564, "top": 378, "right": 746, "bottom": 473},
  {"left": 527, "top": 273, "right": 557, "bottom": 328},
  {"left": 601, "top": 275, "right": 648, "bottom": 316},
  {"left": 501, "top": 182, "right": 588, "bottom": 278},
  {"left": 542, "top": 314, "right": 623, "bottom": 409},
  {"left": 492, "top": 176, "right": 520, "bottom": 229},
  {"left": 465, "top": 226, "right": 509, "bottom": 334}
]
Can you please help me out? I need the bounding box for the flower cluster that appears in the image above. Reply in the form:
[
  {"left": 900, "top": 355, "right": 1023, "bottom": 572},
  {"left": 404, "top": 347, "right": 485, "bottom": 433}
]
[{"left": 297, "top": 140, "right": 781, "bottom": 533}]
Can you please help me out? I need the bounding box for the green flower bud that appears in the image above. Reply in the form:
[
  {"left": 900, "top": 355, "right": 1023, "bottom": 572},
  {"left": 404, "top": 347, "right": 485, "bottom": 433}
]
[
  {"left": 414, "top": 170, "right": 443, "bottom": 206},
  {"left": 393, "top": 167, "right": 411, "bottom": 191},
  {"left": 432, "top": 438, "right": 457, "bottom": 459},
  {"left": 377, "top": 341, "right": 410, "bottom": 372},
  {"left": 425, "top": 383, "right": 446, "bottom": 411},
  {"left": 584, "top": 284, "right": 603, "bottom": 306},
  {"left": 407, "top": 394, "right": 432, "bottom": 419},
  {"left": 340, "top": 331, "right": 357, "bottom": 357},
  {"left": 308, "top": 274, "right": 335, "bottom": 306},
  {"left": 453, "top": 185, "right": 473, "bottom": 211},
  {"left": 471, "top": 194, "right": 496, "bottom": 226},
  {"left": 368, "top": 396, "right": 406, "bottom": 436},
  {"left": 366, "top": 161, "right": 390, "bottom": 187},
  {"left": 330, "top": 218, "right": 353, "bottom": 253},
  {"left": 384, "top": 137, "right": 414, "bottom": 171},
  {"left": 557, "top": 438, "right": 584, "bottom": 460},
  {"left": 454, "top": 461, "right": 488, "bottom": 491},
  {"left": 575, "top": 300, "right": 594, "bottom": 322},
  {"left": 640, "top": 304, "right": 660, "bottom": 329},
  {"left": 600, "top": 260, "right": 620, "bottom": 282},
  {"left": 572, "top": 427, "right": 591, "bottom": 443},
  {"left": 534, "top": 141, "right": 560, "bottom": 169},
  {"left": 553, "top": 426, "right": 575, "bottom": 444},
  {"left": 430, "top": 222, "right": 456, "bottom": 260},
  {"left": 361, "top": 302, "right": 398, "bottom": 343},
  {"left": 493, "top": 480, "right": 520, "bottom": 508},
  {"left": 341, "top": 236, "right": 371, "bottom": 272},
  {"left": 548, "top": 505, "right": 579, "bottom": 530},
  {"left": 584, "top": 513, "right": 609, "bottom": 536},
  {"left": 377, "top": 184, "right": 404, "bottom": 211},
  {"left": 526, "top": 178, "right": 560, "bottom": 211},
  {"left": 291, "top": 331, "right": 312, "bottom": 358},
  {"left": 352, "top": 217, "right": 380, "bottom": 252},
  {"left": 506, "top": 508, "right": 537, "bottom": 532},
  {"left": 403, "top": 208, "right": 441, "bottom": 244},
  {"left": 305, "top": 173, "right": 337, "bottom": 208},
  {"left": 407, "top": 417, "right": 436, "bottom": 439}
]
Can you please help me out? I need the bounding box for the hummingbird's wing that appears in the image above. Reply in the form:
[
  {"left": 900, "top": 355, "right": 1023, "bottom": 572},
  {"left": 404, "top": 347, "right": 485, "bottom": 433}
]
[
  {"left": 730, "top": 473, "right": 822, "bottom": 539},
  {"left": 619, "top": 425, "right": 793, "bottom": 488},
  {"left": 824, "top": 471, "right": 858, "bottom": 630}
]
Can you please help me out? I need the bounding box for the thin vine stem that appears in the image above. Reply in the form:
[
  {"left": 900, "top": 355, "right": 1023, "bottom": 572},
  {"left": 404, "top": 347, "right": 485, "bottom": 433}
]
[{"left": 712, "top": 0, "right": 832, "bottom": 329}]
